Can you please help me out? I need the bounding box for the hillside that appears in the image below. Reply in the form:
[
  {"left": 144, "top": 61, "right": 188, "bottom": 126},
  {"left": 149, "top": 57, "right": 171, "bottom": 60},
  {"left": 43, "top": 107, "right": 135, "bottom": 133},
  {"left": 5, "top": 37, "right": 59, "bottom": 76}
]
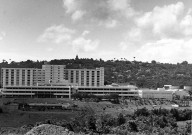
[{"left": 1, "top": 58, "right": 192, "bottom": 88}]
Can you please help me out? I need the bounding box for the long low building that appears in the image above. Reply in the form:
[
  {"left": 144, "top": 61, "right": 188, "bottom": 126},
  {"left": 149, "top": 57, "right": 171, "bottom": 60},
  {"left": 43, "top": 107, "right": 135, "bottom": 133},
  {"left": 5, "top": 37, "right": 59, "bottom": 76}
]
[
  {"left": 1, "top": 85, "right": 141, "bottom": 99},
  {"left": 3, "top": 84, "right": 186, "bottom": 100},
  {"left": 76, "top": 85, "right": 141, "bottom": 98},
  {"left": 140, "top": 89, "right": 173, "bottom": 100},
  {"left": 3, "top": 85, "right": 188, "bottom": 100},
  {"left": 1, "top": 65, "right": 188, "bottom": 101},
  {"left": 1, "top": 85, "right": 71, "bottom": 98}
]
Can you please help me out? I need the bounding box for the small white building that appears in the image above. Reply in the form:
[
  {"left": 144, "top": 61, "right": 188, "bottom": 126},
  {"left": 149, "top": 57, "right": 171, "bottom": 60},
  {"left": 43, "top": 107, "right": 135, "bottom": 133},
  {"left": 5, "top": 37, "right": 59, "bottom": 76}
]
[
  {"left": 140, "top": 88, "right": 173, "bottom": 100},
  {"left": 140, "top": 85, "right": 190, "bottom": 100},
  {"left": 167, "top": 89, "right": 190, "bottom": 99},
  {"left": 184, "top": 86, "right": 192, "bottom": 91},
  {"left": 164, "top": 85, "right": 190, "bottom": 99},
  {"left": 164, "top": 85, "right": 180, "bottom": 90}
]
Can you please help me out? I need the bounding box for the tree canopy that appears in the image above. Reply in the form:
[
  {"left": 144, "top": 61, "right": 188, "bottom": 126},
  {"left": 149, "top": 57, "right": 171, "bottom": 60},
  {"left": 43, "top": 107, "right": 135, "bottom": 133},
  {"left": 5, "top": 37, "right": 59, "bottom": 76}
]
[{"left": 1, "top": 58, "right": 192, "bottom": 88}]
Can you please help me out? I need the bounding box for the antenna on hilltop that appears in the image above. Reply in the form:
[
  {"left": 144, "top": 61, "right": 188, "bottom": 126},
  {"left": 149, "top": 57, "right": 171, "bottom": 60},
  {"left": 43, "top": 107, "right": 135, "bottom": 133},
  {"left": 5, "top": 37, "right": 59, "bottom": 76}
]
[
  {"left": 133, "top": 57, "right": 136, "bottom": 61},
  {"left": 75, "top": 55, "right": 79, "bottom": 60}
]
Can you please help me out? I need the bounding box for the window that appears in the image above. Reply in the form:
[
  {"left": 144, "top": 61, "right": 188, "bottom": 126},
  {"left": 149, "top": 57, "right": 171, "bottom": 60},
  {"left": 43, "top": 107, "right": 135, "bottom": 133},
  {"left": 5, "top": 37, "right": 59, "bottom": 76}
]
[{"left": 76, "top": 71, "right": 79, "bottom": 83}]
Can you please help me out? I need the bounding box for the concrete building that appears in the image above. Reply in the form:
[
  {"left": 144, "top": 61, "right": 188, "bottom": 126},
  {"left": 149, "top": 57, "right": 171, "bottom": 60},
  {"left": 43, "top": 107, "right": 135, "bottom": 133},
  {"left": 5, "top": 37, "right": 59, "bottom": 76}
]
[
  {"left": 1, "top": 65, "right": 104, "bottom": 87},
  {"left": 1, "top": 84, "right": 140, "bottom": 99},
  {"left": 33, "top": 69, "right": 45, "bottom": 86},
  {"left": 184, "top": 86, "right": 192, "bottom": 91},
  {"left": 139, "top": 85, "right": 190, "bottom": 100},
  {"left": 167, "top": 89, "right": 190, "bottom": 99},
  {"left": 140, "top": 89, "right": 173, "bottom": 100},
  {"left": 64, "top": 67, "right": 104, "bottom": 87},
  {"left": 1, "top": 65, "right": 105, "bottom": 98},
  {"left": 1, "top": 85, "right": 71, "bottom": 98},
  {"left": 77, "top": 85, "right": 140, "bottom": 98},
  {"left": 42, "top": 65, "right": 66, "bottom": 84},
  {"left": 1, "top": 68, "right": 35, "bottom": 87},
  {"left": 2, "top": 65, "right": 188, "bottom": 101}
]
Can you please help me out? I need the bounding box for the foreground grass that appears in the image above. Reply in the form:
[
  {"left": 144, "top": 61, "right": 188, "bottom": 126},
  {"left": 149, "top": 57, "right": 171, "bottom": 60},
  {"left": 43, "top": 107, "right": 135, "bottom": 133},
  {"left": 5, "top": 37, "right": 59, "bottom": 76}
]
[{"left": 0, "top": 111, "right": 77, "bottom": 128}]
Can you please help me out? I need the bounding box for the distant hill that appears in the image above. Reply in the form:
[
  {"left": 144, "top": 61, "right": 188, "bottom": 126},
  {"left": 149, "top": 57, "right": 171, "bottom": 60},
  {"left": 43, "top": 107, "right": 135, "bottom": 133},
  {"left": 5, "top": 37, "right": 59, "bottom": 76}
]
[{"left": 1, "top": 59, "right": 192, "bottom": 88}]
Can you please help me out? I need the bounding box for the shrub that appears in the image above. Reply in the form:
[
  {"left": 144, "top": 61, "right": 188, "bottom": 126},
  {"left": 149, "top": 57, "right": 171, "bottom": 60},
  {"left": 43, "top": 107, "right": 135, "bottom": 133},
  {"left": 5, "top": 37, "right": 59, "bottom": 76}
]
[
  {"left": 129, "top": 121, "right": 138, "bottom": 132},
  {"left": 0, "top": 107, "right": 3, "bottom": 113},
  {"left": 134, "top": 107, "right": 150, "bottom": 117},
  {"left": 117, "top": 113, "right": 126, "bottom": 126}
]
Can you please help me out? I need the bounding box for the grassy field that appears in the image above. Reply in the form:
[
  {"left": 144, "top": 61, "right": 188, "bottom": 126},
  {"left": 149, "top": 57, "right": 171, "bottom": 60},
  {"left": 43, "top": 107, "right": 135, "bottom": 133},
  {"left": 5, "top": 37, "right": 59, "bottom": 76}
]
[
  {"left": 0, "top": 111, "right": 78, "bottom": 128},
  {"left": 0, "top": 98, "right": 73, "bottom": 105},
  {"left": 0, "top": 98, "right": 191, "bottom": 128},
  {"left": 0, "top": 98, "right": 77, "bottom": 128}
]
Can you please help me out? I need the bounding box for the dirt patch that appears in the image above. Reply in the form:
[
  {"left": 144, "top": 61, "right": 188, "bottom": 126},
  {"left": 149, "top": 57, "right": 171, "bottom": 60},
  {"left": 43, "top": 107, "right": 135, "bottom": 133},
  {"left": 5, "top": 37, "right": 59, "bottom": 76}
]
[{"left": 25, "top": 124, "right": 69, "bottom": 135}]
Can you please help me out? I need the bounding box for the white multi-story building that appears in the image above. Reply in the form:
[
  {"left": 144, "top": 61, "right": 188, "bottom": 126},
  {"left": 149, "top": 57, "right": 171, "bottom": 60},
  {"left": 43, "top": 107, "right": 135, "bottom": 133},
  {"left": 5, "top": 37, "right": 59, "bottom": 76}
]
[
  {"left": 1, "top": 65, "right": 142, "bottom": 99},
  {"left": 33, "top": 69, "right": 45, "bottom": 86},
  {"left": 1, "top": 68, "right": 35, "bottom": 87},
  {"left": 1, "top": 65, "right": 104, "bottom": 98},
  {"left": 42, "top": 65, "right": 66, "bottom": 84},
  {"left": 3, "top": 65, "right": 181, "bottom": 100},
  {"left": 64, "top": 68, "right": 104, "bottom": 87},
  {"left": 1, "top": 65, "right": 104, "bottom": 87}
]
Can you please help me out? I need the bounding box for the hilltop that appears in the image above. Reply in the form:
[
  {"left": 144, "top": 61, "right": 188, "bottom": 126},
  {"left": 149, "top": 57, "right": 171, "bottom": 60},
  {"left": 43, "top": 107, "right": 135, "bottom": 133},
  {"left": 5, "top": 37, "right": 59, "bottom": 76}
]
[{"left": 0, "top": 58, "right": 192, "bottom": 88}]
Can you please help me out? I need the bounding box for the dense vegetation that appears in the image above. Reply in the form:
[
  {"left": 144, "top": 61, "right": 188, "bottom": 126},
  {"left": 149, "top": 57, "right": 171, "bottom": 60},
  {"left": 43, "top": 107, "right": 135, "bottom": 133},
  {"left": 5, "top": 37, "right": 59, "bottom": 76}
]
[
  {"left": 1, "top": 58, "right": 192, "bottom": 88},
  {"left": 0, "top": 107, "right": 3, "bottom": 113},
  {"left": 27, "top": 108, "right": 192, "bottom": 135},
  {"left": 72, "top": 93, "right": 120, "bottom": 103}
]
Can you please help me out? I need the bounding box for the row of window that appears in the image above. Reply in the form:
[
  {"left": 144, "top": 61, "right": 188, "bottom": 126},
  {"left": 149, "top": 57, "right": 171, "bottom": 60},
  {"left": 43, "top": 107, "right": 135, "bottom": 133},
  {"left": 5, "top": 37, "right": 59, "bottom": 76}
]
[
  {"left": 3, "top": 91, "right": 69, "bottom": 94},
  {"left": 5, "top": 87, "right": 69, "bottom": 90},
  {"left": 78, "top": 88, "right": 133, "bottom": 90},
  {"left": 85, "top": 92, "right": 138, "bottom": 94}
]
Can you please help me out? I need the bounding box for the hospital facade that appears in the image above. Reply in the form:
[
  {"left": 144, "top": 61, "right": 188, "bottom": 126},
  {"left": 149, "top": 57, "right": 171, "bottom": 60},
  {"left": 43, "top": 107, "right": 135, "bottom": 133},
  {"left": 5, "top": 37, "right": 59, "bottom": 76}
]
[{"left": 1, "top": 65, "right": 187, "bottom": 100}]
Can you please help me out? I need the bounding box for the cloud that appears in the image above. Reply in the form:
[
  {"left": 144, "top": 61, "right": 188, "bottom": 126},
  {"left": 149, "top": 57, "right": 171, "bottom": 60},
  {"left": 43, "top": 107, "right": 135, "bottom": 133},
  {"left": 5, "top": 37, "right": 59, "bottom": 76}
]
[
  {"left": 62, "top": 0, "right": 136, "bottom": 23},
  {"left": 108, "top": 0, "right": 137, "bottom": 18},
  {"left": 119, "top": 42, "right": 128, "bottom": 51},
  {"left": 121, "top": 2, "right": 192, "bottom": 47},
  {"left": 0, "top": 32, "right": 6, "bottom": 41},
  {"left": 63, "top": 0, "right": 77, "bottom": 13},
  {"left": 109, "top": 0, "right": 129, "bottom": 11},
  {"left": 82, "top": 30, "right": 90, "bottom": 36},
  {"left": 118, "top": 2, "right": 192, "bottom": 63},
  {"left": 47, "top": 48, "right": 53, "bottom": 52},
  {"left": 104, "top": 19, "right": 118, "bottom": 28},
  {"left": 63, "top": 0, "right": 109, "bottom": 21},
  {"left": 71, "top": 10, "right": 86, "bottom": 21},
  {"left": 38, "top": 25, "right": 99, "bottom": 53},
  {"left": 135, "top": 2, "right": 192, "bottom": 39},
  {"left": 0, "top": 36, "right": 3, "bottom": 41},
  {"left": 135, "top": 38, "right": 192, "bottom": 63},
  {"left": 38, "top": 25, "right": 75, "bottom": 44},
  {"left": 180, "top": 11, "right": 192, "bottom": 36},
  {"left": 72, "top": 37, "right": 99, "bottom": 53}
]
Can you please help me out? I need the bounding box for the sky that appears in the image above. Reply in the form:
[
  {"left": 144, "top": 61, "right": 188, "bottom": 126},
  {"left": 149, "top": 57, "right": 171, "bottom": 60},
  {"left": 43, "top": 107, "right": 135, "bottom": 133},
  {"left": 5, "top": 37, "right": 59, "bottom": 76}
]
[{"left": 0, "top": 0, "right": 192, "bottom": 63}]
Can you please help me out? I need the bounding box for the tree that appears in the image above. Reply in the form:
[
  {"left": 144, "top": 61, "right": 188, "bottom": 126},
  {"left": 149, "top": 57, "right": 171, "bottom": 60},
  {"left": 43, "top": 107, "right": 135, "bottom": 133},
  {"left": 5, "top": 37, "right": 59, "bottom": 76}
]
[
  {"left": 117, "top": 113, "right": 126, "bottom": 126},
  {"left": 0, "top": 107, "right": 3, "bottom": 113},
  {"left": 86, "top": 115, "right": 96, "bottom": 131},
  {"left": 151, "top": 60, "right": 156, "bottom": 64},
  {"left": 181, "top": 61, "right": 188, "bottom": 65},
  {"left": 129, "top": 121, "right": 138, "bottom": 132},
  {"left": 134, "top": 107, "right": 150, "bottom": 117},
  {"left": 179, "top": 85, "right": 184, "bottom": 89}
]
